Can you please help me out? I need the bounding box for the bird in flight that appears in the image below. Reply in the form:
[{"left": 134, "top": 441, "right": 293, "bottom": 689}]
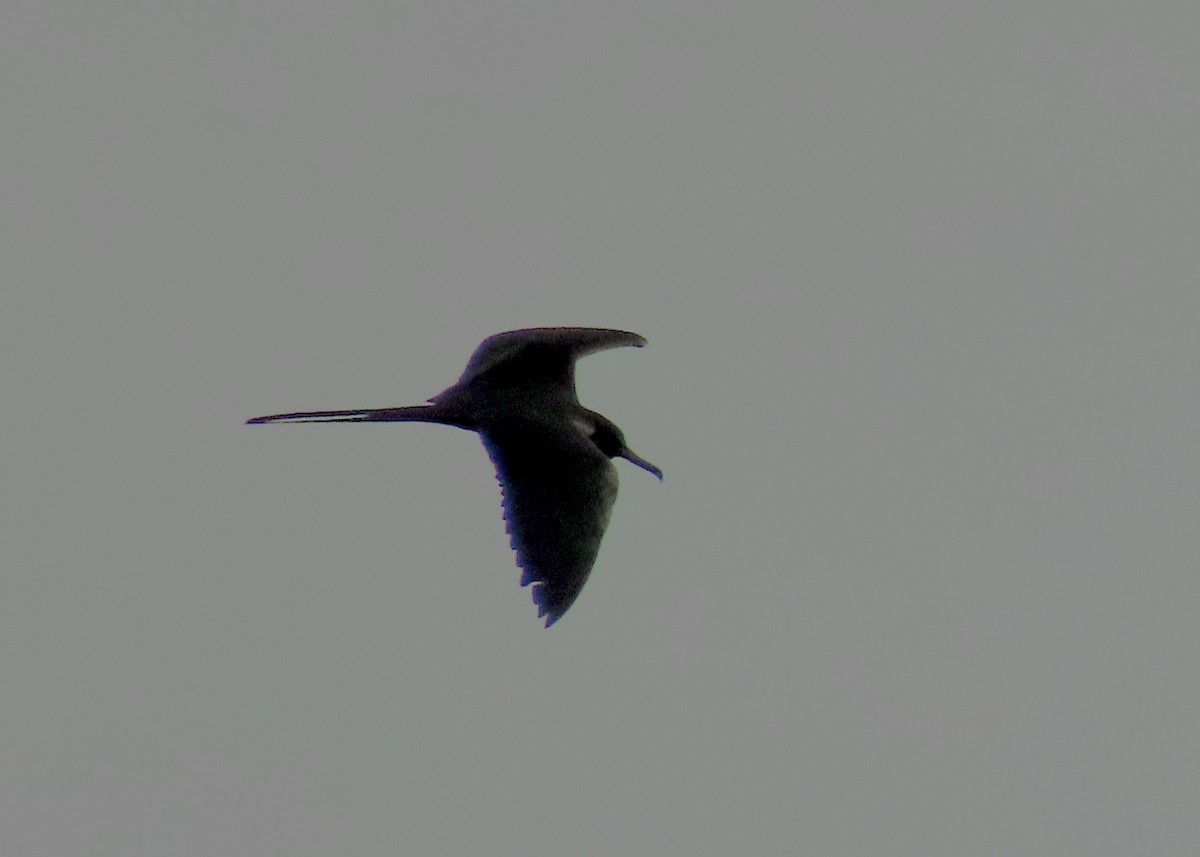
[{"left": 247, "top": 327, "right": 661, "bottom": 627}]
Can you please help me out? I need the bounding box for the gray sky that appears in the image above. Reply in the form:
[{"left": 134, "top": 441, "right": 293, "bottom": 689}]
[{"left": 3, "top": 3, "right": 1198, "bottom": 855}]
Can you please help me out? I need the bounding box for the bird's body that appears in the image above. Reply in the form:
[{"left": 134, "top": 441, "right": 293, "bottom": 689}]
[{"left": 247, "top": 327, "right": 660, "bottom": 626}]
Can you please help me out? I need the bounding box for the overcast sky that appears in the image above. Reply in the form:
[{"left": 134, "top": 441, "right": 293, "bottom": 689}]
[{"left": 3, "top": 3, "right": 1198, "bottom": 855}]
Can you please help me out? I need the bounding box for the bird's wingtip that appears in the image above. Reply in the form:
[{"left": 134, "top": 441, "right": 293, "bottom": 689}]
[{"left": 530, "top": 582, "right": 565, "bottom": 627}]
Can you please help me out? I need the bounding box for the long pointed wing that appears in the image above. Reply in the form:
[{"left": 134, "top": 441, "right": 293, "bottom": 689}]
[
  {"left": 480, "top": 420, "right": 620, "bottom": 627},
  {"left": 458, "top": 328, "right": 646, "bottom": 394}
]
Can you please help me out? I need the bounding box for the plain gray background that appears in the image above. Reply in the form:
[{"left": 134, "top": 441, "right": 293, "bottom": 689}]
[{"left": 3, "top": 3, "right": 1197, "bottom": 855}]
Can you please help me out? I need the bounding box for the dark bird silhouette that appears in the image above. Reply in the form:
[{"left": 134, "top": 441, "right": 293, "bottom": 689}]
[{"left": 247, "top": 327, "right": 661, "bottom": 626}]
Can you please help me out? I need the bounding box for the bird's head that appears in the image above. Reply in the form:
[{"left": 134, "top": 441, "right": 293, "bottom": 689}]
[{"left": 588, "top": 413, "right": 663, "bottom": 481}]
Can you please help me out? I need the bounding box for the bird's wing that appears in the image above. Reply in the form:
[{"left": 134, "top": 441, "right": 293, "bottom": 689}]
[
  {"left": 481, "top": 419, "right": 620, "bottom": 627},
  {"left": 458, "top": 328, "right": 646, "bottom": 393}
]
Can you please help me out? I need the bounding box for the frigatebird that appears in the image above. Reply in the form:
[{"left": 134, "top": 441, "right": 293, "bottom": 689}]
[{"left": 247, "top": 327, "right": 661, "bottom": 626}]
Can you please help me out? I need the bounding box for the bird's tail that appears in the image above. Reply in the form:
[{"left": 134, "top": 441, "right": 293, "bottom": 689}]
[{"left": 246, "top": 405, "right": 448, "bottom": 425}]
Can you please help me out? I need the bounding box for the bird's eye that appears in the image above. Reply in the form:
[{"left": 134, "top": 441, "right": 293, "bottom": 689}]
[{"left": 590, "top": 426, "right": 625, "bottom": 457}]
